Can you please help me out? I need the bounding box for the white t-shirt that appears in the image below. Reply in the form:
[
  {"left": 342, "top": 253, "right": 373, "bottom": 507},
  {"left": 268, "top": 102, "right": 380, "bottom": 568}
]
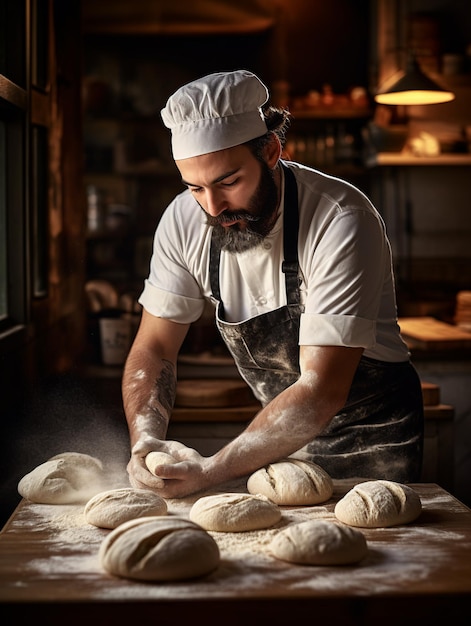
[{"left": 139, "top": 161, "right": 410, "bottom": 362}]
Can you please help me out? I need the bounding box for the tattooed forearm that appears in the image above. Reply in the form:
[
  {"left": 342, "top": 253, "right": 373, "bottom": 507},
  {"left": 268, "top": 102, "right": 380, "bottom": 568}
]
[
  {"left": 157, "top": 359, "right": 177, "bottom": 414},
  {"left": 123, "top": 354, "right": 178, "bottom": 445}
]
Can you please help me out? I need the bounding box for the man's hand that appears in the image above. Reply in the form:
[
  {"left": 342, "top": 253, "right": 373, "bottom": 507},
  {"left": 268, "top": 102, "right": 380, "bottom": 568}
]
[
  {"left": 143, "top": 457, "right": 215, "bottom": 499},
  {"left": 127, "top": 436, "right": 206, "bottom": 493}
]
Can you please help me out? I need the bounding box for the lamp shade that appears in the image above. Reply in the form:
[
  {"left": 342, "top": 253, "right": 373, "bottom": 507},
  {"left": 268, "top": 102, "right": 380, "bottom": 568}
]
[{"left": 375, "top": 55, "right": 455, "bottom": 105}]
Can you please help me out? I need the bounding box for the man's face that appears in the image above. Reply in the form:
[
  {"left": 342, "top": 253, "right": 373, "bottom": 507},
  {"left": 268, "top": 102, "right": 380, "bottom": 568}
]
[{"left": 176, "top": 145, "right": 279, "bottom": 253}]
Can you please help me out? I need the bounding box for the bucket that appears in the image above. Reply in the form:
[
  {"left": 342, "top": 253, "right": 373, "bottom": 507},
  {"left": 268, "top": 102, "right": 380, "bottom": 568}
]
[{"left": 99, "top": 317, "right": 132, "bottom": 365}]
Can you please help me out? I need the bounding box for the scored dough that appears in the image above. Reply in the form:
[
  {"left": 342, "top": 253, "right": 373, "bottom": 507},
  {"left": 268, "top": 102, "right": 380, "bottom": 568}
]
[
  {"left": 145, "top": 451, "right": 177, "bottom": 476},
  {"left": 84, "top": 487, "right": 168, "bottom": 529},
  {"left": 99, "top": 516, "right": 220, "bottom": 581},
  {"left": 334, "top": 480, "right": 422, "bottom": 528},
  {"left": 189, "top": 492, "right": 281, "bottom": 532},
  {"left": 17, "top": 452, "right": 107, "bottom": 504},
  {"left": 49, "top": 452, "right": 103, "bottom": 466},
  {"left": 247, "top": 458, "right": 333, "bottom": 505},
  {"left": 270, "top": 519, "right": 368, "bottom": 565}
]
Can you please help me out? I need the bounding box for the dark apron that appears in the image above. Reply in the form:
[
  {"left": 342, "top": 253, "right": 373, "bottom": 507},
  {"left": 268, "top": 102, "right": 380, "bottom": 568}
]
[{"left": 209, "top": 165, "right": 424, "bottom": 482}]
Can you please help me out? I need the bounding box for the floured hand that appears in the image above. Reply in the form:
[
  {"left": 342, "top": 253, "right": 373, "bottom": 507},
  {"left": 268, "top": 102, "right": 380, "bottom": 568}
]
[
  {"left": 127, "top": 437, "right": 206, "bottom": 494},
  {"left": 145, "top": 457, "right": 215, "bottom": 499}
]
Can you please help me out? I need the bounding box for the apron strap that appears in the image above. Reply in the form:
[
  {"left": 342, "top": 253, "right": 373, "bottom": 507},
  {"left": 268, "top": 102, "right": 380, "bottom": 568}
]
[
  {"left": 209, "top": 162, "right": 300, "bottom": 307},
  {"left": 209, "top": 227, "right": 222, "bottom": 302},
  {"left": 281, "top": 164, "right": 301, "bottom": 306}
]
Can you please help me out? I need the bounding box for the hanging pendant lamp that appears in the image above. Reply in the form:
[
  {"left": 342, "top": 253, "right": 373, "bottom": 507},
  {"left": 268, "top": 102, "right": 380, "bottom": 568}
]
[{"left": 375, "top": 54, "right": 455, "bottom": 105}]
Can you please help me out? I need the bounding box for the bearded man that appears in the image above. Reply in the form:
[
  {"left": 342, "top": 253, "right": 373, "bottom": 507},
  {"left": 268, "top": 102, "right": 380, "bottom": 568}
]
[{"left": 122, "top": 70, "right": 424, "bottom": 498}]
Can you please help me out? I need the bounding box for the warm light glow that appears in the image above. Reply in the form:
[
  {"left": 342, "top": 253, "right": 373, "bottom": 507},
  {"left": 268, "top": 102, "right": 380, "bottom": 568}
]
[
  {"left": 375, "top": 90, "right": 455, "bottom": 105},
  {"left": 374, "top": 54, "right": 455, "bottom": 107}
]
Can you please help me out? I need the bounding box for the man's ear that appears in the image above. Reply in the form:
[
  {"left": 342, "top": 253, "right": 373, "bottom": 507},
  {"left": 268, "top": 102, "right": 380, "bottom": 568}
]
[{"left": 264, "top": 133, "right": 282, "bottom": 168}]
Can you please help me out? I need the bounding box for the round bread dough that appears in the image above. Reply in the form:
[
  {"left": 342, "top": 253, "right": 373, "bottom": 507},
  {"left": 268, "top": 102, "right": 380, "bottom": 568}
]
[
  {"left": 99, "top": 516, "right": 220, "bottom": 581},
  {"left": 145, "top": 451, "right": 177, "bottom": 476},
  {"left": 334, "top": 480, "right": 422, "bottom": 528},
  {"left": 247, "top": 458, "right": 333, "bottom": 505},
  {"left": 270, "top": 519, "right": 368, "bottom": 565},
  {"left": 18, "top": 452, "right": 107, "bottom": 504},
  {"left": 84, "top": 487, "right": 168, "bottom": 529},
  {"left": 48, "top": 452, "right": 102, "bottom": 465},
  {"left": 189, "top": 492, "right": 281, "bottom": 532}
]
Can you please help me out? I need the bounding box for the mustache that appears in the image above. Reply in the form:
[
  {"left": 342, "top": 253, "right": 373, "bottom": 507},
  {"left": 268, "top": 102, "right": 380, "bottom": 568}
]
[{"left": 208, "top": 211, "right": 261, "bottom": 226}]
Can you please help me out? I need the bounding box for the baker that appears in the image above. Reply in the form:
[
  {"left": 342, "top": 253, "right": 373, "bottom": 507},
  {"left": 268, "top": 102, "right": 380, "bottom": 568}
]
[{"left": 122, "top": 70, "right": 424, "bottom": 498}]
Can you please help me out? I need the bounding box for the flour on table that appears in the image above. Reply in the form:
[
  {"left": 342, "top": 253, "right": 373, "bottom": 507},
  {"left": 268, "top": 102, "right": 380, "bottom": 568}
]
[{"left": 11, "top": 481, "right": 465, "bottom": 601}]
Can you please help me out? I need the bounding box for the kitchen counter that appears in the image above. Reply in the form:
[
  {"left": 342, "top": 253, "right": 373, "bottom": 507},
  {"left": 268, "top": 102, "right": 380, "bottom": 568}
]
[
  {"left": 1, "top": 481, "right": 470, "bottom": 624},
  {"left": 396, "top": 316, "right": 471, "bottom": 360}
]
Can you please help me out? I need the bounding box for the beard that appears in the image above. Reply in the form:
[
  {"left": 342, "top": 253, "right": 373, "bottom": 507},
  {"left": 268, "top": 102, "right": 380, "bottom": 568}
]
[{"left": 201, "top": 162, "right": 279, "bottom": 253}]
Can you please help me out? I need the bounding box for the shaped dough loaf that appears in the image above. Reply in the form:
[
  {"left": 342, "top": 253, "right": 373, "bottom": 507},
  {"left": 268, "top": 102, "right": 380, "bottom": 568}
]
[
  {"left": 247, "top": 458, "right": 333, "bottom": 505},
  {"left": 270, "top": 519, "right": 368, "bottom": 565},
  {"left": 189, "top": 492, "right": 281, "bottom": 532},
  {"left": 18, "top": 452, "right": 106, "bottom": 504},
  {"left": 334, "top": 480, "right": 422, "bottom": 528},
  {"left": 99, "top": 516, "right": 220, "bottom": 581},
  {"left": 145, "top": 451, "right": 177, "bottom": 476},
  {"left": 84, "top": 487, "right": 167, "bottom": 529}
]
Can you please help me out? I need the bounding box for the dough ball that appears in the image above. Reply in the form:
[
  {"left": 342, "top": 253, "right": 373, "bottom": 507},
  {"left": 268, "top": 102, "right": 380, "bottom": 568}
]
[
  {"left": 99, "top": 516, "right": 220, "bottom": 581},
  {"left": 247, "top": 458, "right": 333, "bottom": 505},
  {"left": 145, "top": 451, "right": 177, "bottom": 476},
  {"left": 270, "top": 519, "right": 368, "bottom": 565},
  {"left": 84, "top": 487, "right": 167, "bottom": 529},
  {"left": 18, "top": 452, "right": 107, "bottom": 504},
  {"left": 48, "top": 451, "right": 103, "bottom": 467},
  {"left": 334, "top": 480, "right": 422, "bottom": 528},
  {"left": 189, "top": 492, "right": 281, "bottom": 532}
]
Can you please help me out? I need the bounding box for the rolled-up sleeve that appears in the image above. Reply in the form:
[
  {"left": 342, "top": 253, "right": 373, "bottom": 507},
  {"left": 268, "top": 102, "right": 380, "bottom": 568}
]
[
  {"left": 299, "top": 313, "right": 376, "bottom": 348},
  {"left": 297, "top": 201, "right": 389, "bottom": 349},
  {"left": 139, "top": 280, "right": 205, "bottom": 323}
]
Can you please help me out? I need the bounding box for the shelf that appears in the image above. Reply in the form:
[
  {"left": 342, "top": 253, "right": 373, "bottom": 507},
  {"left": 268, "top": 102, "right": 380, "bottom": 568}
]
[
  {"left": 290, "top": 107, "right": 372, "bottom": 120},
  {"left": 366, "top": 152, "right": 471, "bottom": 167}
]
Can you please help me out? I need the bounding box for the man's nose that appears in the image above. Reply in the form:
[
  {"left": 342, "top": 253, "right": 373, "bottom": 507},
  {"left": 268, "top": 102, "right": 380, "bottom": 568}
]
[{"left": 204, "top": 188, "right": 228, "bottom": 217}]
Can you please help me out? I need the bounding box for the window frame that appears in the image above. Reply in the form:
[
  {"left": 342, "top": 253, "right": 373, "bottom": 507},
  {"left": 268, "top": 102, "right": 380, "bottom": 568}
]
[
  {"left": 0, "top": 76, "right": 28, "bottom": 342},
  {"left": 0, "top": 0, "right": 49, "bottom": 350}
]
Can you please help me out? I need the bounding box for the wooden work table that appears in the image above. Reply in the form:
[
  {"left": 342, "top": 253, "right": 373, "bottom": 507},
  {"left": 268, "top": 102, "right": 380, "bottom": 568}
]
[{"left": 1, "top": 481, "right": 471, "bottom": 625}]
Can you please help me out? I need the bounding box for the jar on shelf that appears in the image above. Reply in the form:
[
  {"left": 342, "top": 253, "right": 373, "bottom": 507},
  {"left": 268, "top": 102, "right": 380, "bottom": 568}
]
[{"left": 86, "top": 185, "right": 106, "bottom": 233}]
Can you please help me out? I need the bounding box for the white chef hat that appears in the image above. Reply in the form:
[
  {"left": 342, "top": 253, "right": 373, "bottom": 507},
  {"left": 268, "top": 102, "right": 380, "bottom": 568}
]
[{"left": 161, "top": 70, "right": 269, "bottom": 160}]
